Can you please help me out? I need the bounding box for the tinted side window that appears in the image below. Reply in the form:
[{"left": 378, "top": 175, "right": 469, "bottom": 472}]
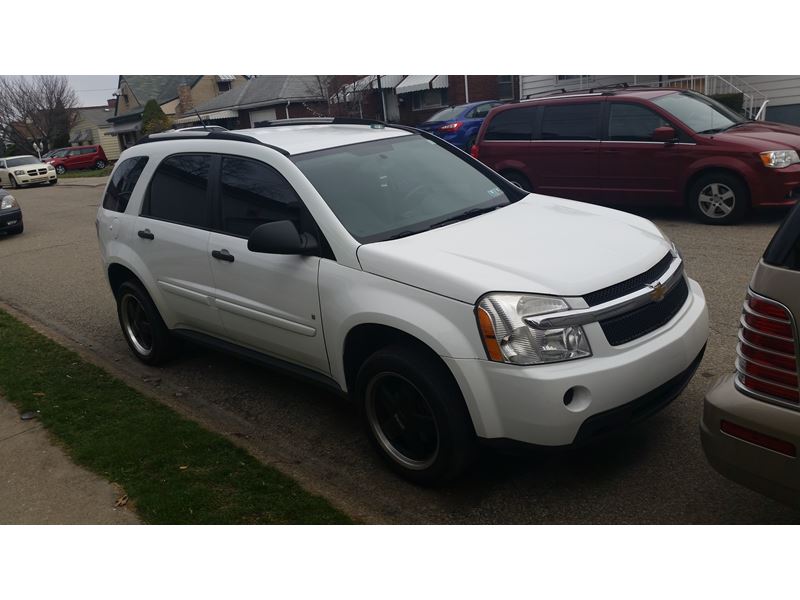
[
  {"left": 219, "top": 156, "right": 301, "bottom": 238},
  {"left": 102, "top": 156, "right": 149, "bottom": 213},
  {"left": 484, "top": 107, "right": 536, "bottom": 140},
  {"left": 145, "top": 154, "right": 212, "bottom": 228},
  {"left": 81, "top": 148, "right": 95, "bottom": 155},
  {"left": 608, "top": 103, "right": 669, "bottom": 141},
  {"left": 540, "top": 103, "right": 601, "bottom": 140}
]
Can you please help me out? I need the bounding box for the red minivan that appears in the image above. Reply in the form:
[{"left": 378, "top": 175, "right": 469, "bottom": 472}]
[
  {"left": 472, "top": 88, "right": 800, "bottom": 224},
  {"left": 46, "top": 144, "right": 109, "bottom": 174}
]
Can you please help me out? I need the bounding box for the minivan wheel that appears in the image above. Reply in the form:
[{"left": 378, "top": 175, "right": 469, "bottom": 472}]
[
  {"left": 356, "top": 344, "right": 476, "bottom": 485},
  {"left": 688, "top": 172, "right": 748, "bottom": 225},
  {"left": 116, "top": 280, "right": 173, "bottom": 365},
  {"left": 95, "top": 160, "right": 106, "bottom": 169},
  {"left": 55, "top": 165, "right": 66, "bottom": 175},
  {"left": 502, "top": 171, "right": 532, "bottom": 192}
]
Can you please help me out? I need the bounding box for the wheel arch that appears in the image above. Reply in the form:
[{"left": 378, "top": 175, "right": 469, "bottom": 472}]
[{"left": 683, "top": 164, "right": 753, "bottom": 206}]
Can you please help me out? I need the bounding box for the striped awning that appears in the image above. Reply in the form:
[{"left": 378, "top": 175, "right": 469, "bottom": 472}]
[
  {"left": 105, "top": 121, "right": 141, "bottom": 135},
  {"left": 395, "top": 75, "right": 449, "bottom": 94},
  {"left": 173, "top": 109, "right": 239, "bottom": 124}
]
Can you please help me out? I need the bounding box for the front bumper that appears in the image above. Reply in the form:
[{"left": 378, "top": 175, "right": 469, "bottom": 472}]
[
  {"left": 14, "top": 172, "right": 57, "bottom": 186},
  {"left": 0, "top": 208, "right": 23, "bottom": 232},
  {"left": 701, "top": 373, "right": 800, "bottom": 508},
  {"left": 751, "top": 163, "right": 800, "bottom": 207},
  {"left": 444, "top": 277, "right": 709, "bottom": 446}
]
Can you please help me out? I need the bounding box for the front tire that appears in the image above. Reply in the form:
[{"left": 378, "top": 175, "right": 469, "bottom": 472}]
[
  {"left": 356, "top": 344, "right": 477, "bottom": 485},
  {"left": 116, "top": 280, "right": 173, "bottom": 365},
  {"left": 55, "top": 165, "right": 66, "bottom": 175},
  {"left": 9, "top": 175, "right": 18, "bottom": 189},
  {"left": 688, "top": 172, "right": 748, "bottom": 225}
]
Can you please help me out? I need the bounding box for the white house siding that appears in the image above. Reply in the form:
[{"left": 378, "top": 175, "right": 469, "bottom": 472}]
[{"left": 96, "top": 128, "right": 121, "bottom": 160}]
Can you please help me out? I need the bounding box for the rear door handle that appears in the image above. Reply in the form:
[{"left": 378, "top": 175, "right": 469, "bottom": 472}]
[
  {"left": 137, "top": 229, "right": 154, "bottom": 240},
  {"left": 212, "top": 249, "right": 235, "bottom": 263}
]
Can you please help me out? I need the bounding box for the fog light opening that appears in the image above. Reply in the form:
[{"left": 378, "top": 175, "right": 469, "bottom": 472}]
[{"left": 563, "top": 386, "right": 591, "bottom": 413}]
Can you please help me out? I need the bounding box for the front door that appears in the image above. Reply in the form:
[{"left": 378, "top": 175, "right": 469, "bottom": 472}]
[
  {"left": 531, "top": 101, "right": 602, "bottom": 202},
  {"left": 597, "top": 101, "right": 691, "bottom": 206},
  {"left": 208, "top": 155, "right": 329, "bottom": 374},
  {"left": 135, "top": 153, "right": 224, "bottom": 335}
]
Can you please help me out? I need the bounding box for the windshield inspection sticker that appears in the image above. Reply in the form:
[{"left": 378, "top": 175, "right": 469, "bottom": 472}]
[{"left": 487, "top": 187, "right": 503, "bottom": 198}]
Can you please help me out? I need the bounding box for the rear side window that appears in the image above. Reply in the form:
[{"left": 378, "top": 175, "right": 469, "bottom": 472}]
[
  {"left": 540, "top": 103, "right": 601, "bottom": 140},
  {"left": 144, "top": 154, "right": 212, "bottom": 228},
  {"left": 219, "top": 156, "right": 301, "bottom": 237},
  {"left": 102, "top": 156, "right": 149, "bottom": 213},
  {"left": 484, "top": 107, "right": 536, "bottom": 140},
  {"left": 608, "top": 103, "right": 669, "bottom": 141}
]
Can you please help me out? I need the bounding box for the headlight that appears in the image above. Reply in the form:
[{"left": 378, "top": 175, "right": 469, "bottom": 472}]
[
  {"left": 13, "top": 169, "right": 25, "bottom": 175},
  {"left": 760, "top": 150, "right": 800, "bottom": 169},
  {"left": 47, "top": 164, "right": 55, "bottom": 171},
  {"left": 0, "top": 195, "right": 18, "bottom": 210},
  {"left": 476, "top": 293, "right": 591, "bottom": 365}
]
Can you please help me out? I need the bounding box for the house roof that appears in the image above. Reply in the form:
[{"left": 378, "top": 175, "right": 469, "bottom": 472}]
[
  {"left": 75, "top": 106, "right": 115, "bottom": 128},
  {"left": 192, "top": 76, "right": 325, "bottom": 115},
  {"left": 121, "top": 75, "right": 203, "bottom": 106}
]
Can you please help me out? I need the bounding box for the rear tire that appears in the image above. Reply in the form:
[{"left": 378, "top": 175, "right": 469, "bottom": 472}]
[
  {"left": 356, "top": 344, "right": 477, "bottom": 485},
  {"left": 688, "top": 172, "right": 748, "bottom": 225},
  {"left": 95, "top": 160, "right": 107, "bottom": 170},
  {"left": 502, "top": 171, "right": 532, "bottom": 192},
  {"left": 116, "top": 280, "right": 173, "bottom": 365}
]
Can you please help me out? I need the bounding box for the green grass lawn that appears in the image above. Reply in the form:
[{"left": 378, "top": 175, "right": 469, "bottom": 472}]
[
  {"left": 59, "top": 166, "right": 113, "bottom": 178},
  {"left": 0, "top": 309, "right": 352, "bottom": 524}
]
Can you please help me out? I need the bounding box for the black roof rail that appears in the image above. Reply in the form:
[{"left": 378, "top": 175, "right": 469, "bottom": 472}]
[
  {"left": 135, "top": 130, "right": 290, "bottom": 156},
  {"left": 524, "top": 88, "right": 568, "bottom": 100},
  {"left": 256, "top": 116, "right": 390, "bottom": 128}
]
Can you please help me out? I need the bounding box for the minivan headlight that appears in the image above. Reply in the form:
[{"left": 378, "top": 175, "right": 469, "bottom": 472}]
[
  {"left": 476, "top": 293, "right": 591, "bottom": 365},
  {"left": 1, "top": 195, "right": 18, "bottom": 210},
  {"left": 760, "top": 150, "right": 800, "bottom": 169}
]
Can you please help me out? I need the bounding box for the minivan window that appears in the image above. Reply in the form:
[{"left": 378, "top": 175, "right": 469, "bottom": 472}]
[
  {"left": 219, "top": 156, "right": 302, "bottom": 238},
  {"left": 145, "top": 154, "right": 212, "bottom": 228},
  {"left": 102, "top": 156, "right": 149, "bottom": 213},
  {"left": 540, "top": 103, "right": 601, "bottom": 140},
  {"left": 652, "top": 91, "right": 746, "bottom": 134},
  {"left": 608, "top": 103, "right": 670, "bottom": 141},
  {"left": 484, "top": 107, "right": 536, "bottom": 140},
  {"left": 293, "top": 135, "right": 511, "bottom": 243}
]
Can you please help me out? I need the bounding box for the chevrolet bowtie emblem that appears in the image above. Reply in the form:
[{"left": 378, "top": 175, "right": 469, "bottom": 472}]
[{"left": 648, "top": 282, "right": 667, "bottom": 302}]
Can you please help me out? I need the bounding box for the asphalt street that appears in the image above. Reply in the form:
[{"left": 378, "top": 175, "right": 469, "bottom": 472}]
[{"left": 1, "top": 179, "right": 798, "bottom": 523}]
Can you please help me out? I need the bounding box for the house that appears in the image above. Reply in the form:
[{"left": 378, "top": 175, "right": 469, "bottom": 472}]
[
  {"left": 335, "top": 75, "right": 519, "bottom": 125},
  {"left": 519, "top": 75, "right": 800, "bottom": 125},
  {"left": 172, "top": 75, "right": 341, "bottom": 129},
  {"left": 69, "top": 101, "right": 121, "bottom": 160},
  {"left": 106, "top": 75, "right": 247, "bottom": 148}
]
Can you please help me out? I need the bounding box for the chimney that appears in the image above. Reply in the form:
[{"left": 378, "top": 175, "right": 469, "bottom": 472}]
[{"left": 177, "top": 83, "right": 193, "bottom": 115}]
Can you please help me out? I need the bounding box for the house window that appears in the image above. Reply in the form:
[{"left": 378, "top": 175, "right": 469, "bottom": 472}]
[
  {"left": 217, "top": 80, "right": 231, "bottom": 93},
  {"left": 497, "top": 76, "right": 514, "bottom": 100},
  {"left": 411, "top": 89, "right": 448, "bottom": 111}
]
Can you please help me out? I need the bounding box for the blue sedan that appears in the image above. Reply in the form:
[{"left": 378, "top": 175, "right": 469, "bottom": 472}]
[{"left": 416, "top": 100, "right": 504, "bottom": 151}]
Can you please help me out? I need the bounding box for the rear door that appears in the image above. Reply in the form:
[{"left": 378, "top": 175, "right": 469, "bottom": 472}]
[
  {"left": 532, "top": 101, "right": 602, "bottom": 201},
  {"left": 476, "top": 105, "right": 538, "bottom": 182},
  {"left": 597, "top": 101, "right": 691, "bottom": 205},
  {"left": 135, "top": 153, "right": 225, "bottom": 335},
  {"left": 208, "top": 154, "right": 329, "bottom": 374}
]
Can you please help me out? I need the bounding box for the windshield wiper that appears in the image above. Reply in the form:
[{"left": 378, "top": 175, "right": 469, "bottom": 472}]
[
  {"left": 428, "top": 204, "right": 504, "bottom": 230},
  {"left": 387, "top": 230, "right": 418, "bottom": 240},
  {"left": 722, "top": 120, "right": 753, "bottom": 132}
]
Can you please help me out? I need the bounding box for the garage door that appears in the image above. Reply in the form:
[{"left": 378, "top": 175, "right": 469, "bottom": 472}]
[{"left": 249, "top": 108, "right": 277, "bottom": 127}]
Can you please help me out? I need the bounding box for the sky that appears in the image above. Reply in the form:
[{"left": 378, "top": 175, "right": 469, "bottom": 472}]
[{"left": 67, "top": 75, "right": 119, "bottom": 107}]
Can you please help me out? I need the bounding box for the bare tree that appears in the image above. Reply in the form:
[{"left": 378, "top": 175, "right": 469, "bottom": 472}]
[{"left": 0, "top": 75, "right": 79, "bottom": 155}]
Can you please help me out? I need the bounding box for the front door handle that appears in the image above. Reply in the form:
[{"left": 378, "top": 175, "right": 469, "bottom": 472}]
[
  {"left": 212, "top": 249, "right": 235, "bottom": 263},
  {"left": 137, "top": 229, "right": 154, "bottom": 240}
]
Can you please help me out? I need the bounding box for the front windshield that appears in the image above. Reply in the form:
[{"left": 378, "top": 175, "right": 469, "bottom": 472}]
[
  {"left": 293, "top": 135, "right": 511, "bottom": 243},
  {"left": 652, "top": 91, "right": 746, "bottom": 134},
  {"left": 426, "top": 106, "right": 465, "bottom": 122},
  {"left": 6, "top": 156, "right": 38, "bottom": 167}
]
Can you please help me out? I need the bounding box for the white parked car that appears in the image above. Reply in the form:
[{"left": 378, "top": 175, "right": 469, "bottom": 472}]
[
  {"left": 0, "top": 155, "right": 57, "bottom": 188},
  {"left": 96, "top": 119, "right": 709, "bottom": 483}
]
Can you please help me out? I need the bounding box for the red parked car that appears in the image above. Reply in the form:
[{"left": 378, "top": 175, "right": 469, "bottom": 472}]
[
  {"left": 472, "top": 87, "right": 800, "bottom": 224},
  {"left": 46, "top": 144, "right": 109, "bottom": 174}
]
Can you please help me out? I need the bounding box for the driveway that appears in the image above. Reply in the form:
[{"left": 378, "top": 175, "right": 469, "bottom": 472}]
[{"left": 0, "top": 182, "right": 797, "bottom": 523}]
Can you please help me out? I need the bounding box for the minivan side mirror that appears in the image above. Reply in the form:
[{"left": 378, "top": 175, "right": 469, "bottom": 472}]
[
  {"left": 652, "top": 126, "right": 678, "bottom": 143},
  {"left": 247, "top": 220, "right": 319, "bottom": 256}
]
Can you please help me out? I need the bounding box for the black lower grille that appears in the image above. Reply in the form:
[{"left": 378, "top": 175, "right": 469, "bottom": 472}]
[
  {"left": 583, "top": 252, "right": 673, "bottom": 306},
  {"left": 599, "top": 277, "right": 689, "bottom": 346}
]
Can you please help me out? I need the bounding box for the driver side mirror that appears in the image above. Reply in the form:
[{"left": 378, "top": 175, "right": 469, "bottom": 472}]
[
  {"left": 652, "top": 126, "right": 678, "bottom": 143},
  {"left": 247, "top": 220, "right": 319, "bottom": 256}
]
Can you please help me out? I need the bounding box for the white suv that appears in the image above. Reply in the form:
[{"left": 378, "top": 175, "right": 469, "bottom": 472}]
[{"left": 96, "top": 118, "right": 709, "bottom": 483}]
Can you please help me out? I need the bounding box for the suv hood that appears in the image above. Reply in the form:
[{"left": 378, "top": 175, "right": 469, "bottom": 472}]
[
  {"left": 357, "top": 195, "right": 672, "bottom": 304},
  {"left": 713, "top": 121, "right": 800, "bottom": 150}
]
